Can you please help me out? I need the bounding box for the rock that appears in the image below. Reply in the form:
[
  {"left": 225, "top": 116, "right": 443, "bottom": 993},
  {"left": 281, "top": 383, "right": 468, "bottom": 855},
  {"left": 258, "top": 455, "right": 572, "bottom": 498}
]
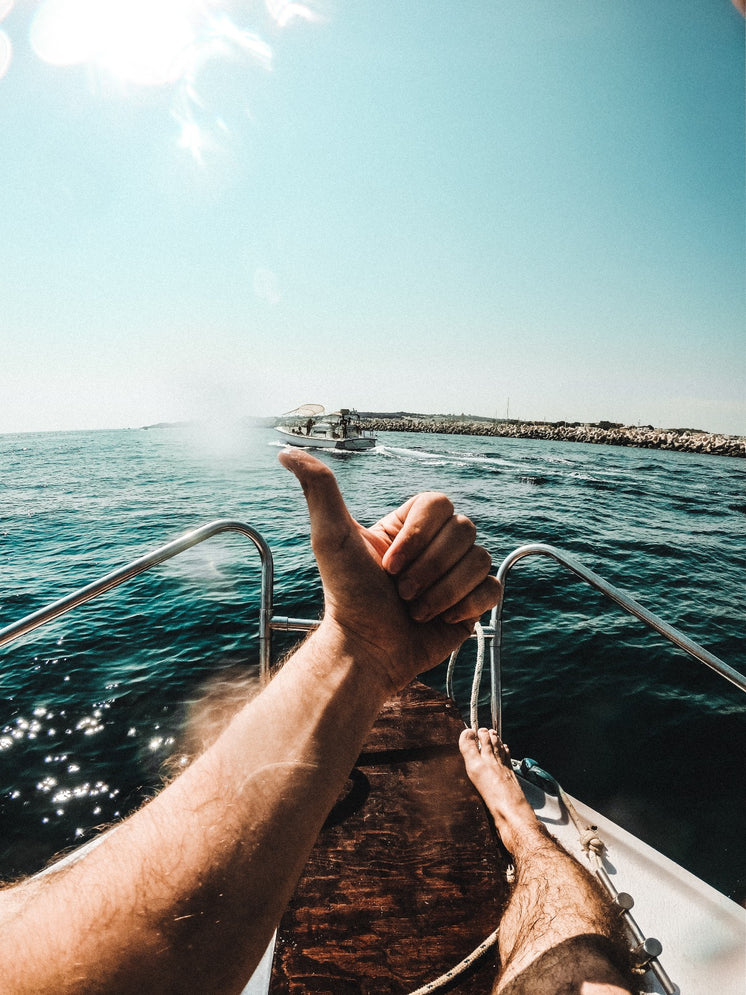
[{"left": 358, "top": 418, "right": 745, "bottom": 458}]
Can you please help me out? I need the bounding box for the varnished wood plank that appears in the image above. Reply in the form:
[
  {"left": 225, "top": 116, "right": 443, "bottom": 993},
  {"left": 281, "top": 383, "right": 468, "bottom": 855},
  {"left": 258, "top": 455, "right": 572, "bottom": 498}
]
[{"left": 270, "top": 682, "right": 510, "bottom": 993}]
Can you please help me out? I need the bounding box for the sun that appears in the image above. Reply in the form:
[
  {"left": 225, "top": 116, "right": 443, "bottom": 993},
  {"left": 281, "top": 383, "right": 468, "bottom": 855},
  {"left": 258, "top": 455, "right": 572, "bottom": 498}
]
[
  {"left": 30, "top": 0, "right": 202, "bottom": 86},
  {"left": 25, "top": 0, "right": 320, "bottom": 162}
]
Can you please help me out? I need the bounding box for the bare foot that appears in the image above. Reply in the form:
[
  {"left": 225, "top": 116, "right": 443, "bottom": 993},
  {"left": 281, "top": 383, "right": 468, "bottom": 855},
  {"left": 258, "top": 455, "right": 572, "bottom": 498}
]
[
  {"left": 459, "top": 728, "right": 545, "bottom": 856},
  {"left": 460, "top": 730, "right": 637, "bottom": 994}
]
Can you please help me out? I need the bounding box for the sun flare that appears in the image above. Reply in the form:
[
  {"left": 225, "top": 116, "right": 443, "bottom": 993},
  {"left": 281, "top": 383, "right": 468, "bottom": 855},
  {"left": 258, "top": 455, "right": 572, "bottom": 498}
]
[
  {"left": 25, "top": 0, "right": 319, "bottom": 159},
  {"left": 31, "top": 0, "right": 205, "bottom": 85}
]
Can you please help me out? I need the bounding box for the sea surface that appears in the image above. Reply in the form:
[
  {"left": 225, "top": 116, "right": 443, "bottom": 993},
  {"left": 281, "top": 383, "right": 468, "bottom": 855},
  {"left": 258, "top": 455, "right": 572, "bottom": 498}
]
[{"left": 1, "top": 426, "right": 744, "bottom": 903}]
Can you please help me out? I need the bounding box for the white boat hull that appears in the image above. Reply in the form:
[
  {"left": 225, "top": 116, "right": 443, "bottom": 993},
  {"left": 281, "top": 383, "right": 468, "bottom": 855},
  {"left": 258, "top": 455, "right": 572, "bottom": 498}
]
[
  {"left": 523, "top": 775, "right": 746, "bottom": 995},
  {"left": 275, "top": 426, "right": 375, "bottom": 451}
]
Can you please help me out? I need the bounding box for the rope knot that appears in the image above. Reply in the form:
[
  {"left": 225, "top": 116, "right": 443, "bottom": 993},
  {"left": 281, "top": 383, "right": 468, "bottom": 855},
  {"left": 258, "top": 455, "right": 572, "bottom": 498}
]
[{"left": 579, "top": 827, "right": 605, "bottom": 855}]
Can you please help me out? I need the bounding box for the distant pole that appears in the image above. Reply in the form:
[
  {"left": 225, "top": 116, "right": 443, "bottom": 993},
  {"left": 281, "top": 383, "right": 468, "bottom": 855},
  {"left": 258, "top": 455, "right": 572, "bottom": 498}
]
[{"left": 506, "top": 398, "right": 510, "bottom": 421}]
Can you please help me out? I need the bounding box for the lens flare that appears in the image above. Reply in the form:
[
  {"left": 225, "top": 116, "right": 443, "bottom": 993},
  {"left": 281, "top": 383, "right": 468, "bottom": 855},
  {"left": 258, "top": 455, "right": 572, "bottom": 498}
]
[
  {"left": 30, "top": 0, "right": 199, "bottom": 84},
  {"left": 25, "top": 0, "right": 321, "bottom": 160},
  {"left": 0, "top": 30, "right": 10, "bottom": 80},
  {"left": 265, "top": 0, "right": 318, "bottom": 29}
]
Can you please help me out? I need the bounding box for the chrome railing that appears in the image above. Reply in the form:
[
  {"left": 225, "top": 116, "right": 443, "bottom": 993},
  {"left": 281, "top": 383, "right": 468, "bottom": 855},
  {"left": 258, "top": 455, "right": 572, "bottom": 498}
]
[
  {"left": 488, "top": 543, "right": 746, "bottom": 735},
  {"left": 2, "top": 529, "right": 743, "bottom": 726},
  {"left": 0, "top": 520, "right": 276, "bottom": 678}
]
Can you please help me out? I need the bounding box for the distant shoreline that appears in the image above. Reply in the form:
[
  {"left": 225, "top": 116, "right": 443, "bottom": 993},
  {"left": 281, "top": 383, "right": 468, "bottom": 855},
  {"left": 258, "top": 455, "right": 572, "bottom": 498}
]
[
  {"left": 138, "top": 415, "right": 745, "bottom": 458},
  {"left": 357, "top": 415, "right": 746, "bottom": 458}
]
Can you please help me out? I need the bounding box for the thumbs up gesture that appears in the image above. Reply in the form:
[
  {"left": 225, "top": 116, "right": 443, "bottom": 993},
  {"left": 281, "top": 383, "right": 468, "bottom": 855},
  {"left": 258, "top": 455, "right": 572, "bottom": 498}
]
[{"left": 279, "top": 449, "right": 501, "bottom": 693}]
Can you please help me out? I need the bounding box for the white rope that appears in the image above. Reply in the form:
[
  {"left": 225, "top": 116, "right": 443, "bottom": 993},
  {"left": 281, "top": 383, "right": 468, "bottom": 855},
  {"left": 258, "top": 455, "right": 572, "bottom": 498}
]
[
  {"left": 469, "top": 620, "right": 485, "bottom": 731},
  {"left": 445, "top": 643, "right": 458, "bottom": 702},
  {"left": 407, "top": 926, "right": 499, "bottom": 995},
  {"left": 556, "top": 785, "right": 607, "bottom": 867},
  {"left": 445, "top": 620, "right": 486, "bottom": 730}
]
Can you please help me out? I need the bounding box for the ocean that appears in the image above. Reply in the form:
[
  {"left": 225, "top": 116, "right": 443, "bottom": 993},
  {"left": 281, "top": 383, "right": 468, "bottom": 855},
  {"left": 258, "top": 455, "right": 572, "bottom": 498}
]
[{"left": 1, "top": 426, "right": 744, "bottom": 903}]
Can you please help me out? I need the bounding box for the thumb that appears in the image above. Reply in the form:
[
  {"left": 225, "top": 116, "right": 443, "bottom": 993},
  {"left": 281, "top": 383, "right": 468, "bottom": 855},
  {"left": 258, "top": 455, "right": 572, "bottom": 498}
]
[{"left": 278, "top": 449, "right": 358, "bottom": 557}]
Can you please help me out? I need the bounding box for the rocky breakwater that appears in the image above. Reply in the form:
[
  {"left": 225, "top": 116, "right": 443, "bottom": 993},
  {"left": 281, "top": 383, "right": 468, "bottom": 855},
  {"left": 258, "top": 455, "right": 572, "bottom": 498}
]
[{"left": 361, "top": 416, "right": 746, "bottom": 458}]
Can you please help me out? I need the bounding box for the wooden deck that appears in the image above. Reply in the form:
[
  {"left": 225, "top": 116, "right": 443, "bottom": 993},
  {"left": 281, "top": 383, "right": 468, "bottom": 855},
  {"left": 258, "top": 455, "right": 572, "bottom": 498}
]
[{"left": 270, "top": 682, "right": 511, "bottom": 993}]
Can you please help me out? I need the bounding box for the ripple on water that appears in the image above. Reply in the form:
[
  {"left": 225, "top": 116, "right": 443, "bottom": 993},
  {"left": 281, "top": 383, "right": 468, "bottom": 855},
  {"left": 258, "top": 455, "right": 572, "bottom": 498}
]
[{"left": 0, "top": 427, "right": 744, "bottom": 900}]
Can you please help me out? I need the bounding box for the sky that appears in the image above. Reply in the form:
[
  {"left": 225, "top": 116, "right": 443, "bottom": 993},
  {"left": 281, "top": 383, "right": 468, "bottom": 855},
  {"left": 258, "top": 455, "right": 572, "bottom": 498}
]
[{"left": 0, "top": 0, "right": 744, "bottom": 436}]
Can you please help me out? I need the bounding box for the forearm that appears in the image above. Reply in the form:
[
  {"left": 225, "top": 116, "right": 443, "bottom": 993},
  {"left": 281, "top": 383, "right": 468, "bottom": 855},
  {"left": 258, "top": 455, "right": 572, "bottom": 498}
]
[
  {"left": 0, "top": 625, "right": 391, "bottom": 994},
  {"left": 0, "top": 451, "right": 500, "bottom": 994}
]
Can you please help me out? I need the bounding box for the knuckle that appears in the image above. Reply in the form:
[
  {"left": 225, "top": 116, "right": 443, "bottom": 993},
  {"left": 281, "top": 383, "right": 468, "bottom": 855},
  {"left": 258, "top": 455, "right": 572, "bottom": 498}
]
[
  {"left": 473, "top": 545, "right": 492, "bottom": 573},
  {"left": 488, "top": 575, "right": 503, "bottom": 598},
  {"left": 454, "top": 514, "right": 477, "bottom": 542},
  {"left": 475, "top": 576, "right": 501, "bottom": 609},
  {"left": 403, "top": 519, "right": 426, "bottom": 543},
  {"left": 428, "top": 492, "right": 454, "bottom": 517}
]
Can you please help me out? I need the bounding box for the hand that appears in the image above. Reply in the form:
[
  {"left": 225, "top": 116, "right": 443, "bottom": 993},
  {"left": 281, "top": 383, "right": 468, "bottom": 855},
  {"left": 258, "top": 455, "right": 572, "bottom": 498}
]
[{"left": 279, "top": 449, "right": 501, "bottom": 692}]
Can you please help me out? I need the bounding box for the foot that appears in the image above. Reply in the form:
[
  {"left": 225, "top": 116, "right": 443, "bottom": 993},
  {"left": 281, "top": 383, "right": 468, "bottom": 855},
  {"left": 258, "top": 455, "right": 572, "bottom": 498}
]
[{"left": 459, "top": 728, "right": 544, "bottom": 856}]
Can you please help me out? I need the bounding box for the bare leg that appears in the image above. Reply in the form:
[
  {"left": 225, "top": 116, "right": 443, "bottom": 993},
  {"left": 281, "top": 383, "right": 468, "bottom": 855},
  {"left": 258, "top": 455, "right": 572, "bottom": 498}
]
[{"left": 460, "top": 728, "right": 640, "bottom": 995}]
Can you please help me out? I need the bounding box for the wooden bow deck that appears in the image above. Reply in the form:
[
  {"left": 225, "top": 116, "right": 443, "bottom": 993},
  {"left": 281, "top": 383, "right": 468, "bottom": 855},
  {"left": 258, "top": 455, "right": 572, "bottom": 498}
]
[{"left": 270, "top": 682, "right": 511, "bottom": 993}]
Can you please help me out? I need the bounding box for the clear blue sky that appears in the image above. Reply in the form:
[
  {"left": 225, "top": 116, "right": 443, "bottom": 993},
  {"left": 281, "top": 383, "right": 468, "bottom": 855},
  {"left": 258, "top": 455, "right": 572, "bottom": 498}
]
[{"left": 1, "top": 1, "right": 744, "bottom": 435}]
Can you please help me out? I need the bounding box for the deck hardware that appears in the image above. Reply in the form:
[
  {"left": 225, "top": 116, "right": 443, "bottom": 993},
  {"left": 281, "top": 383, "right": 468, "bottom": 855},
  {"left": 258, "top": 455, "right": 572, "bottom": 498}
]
[
  {"left": 632, "top": 937, "right": 664, "bottom": 967},
  {"left": 518, "top": 758, "right": 559, "bottom": 795}
]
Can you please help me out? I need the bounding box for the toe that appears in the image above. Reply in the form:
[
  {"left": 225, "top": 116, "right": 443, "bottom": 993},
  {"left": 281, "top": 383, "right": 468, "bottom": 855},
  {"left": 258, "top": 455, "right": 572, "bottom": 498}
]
[
  {"left": 490, "top": 732, "right": 510, "bottom": 764},
  {"left": 458, "top": 727, "right": 479, "bottom": 759},
  {"left": 477, "top": 727, "right": 493, "bottom": 754}
]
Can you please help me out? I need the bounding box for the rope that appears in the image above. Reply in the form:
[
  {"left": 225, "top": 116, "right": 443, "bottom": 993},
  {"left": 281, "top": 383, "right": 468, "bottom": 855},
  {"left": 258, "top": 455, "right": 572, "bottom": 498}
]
[
  {"left": 446, "top": 620, "right": 485, "bottom": 731},
  {"left": 406, "top": 927, "right": 499, "bottom": 995},
  {"left": 556, "top": 785, "right": 606, "bottom": 866},
  {"left": 553, "top": 784, "right": 672, "bottom": 991},
  {"left": 469, "top": 620, "right": 485, "bottom": 731}
]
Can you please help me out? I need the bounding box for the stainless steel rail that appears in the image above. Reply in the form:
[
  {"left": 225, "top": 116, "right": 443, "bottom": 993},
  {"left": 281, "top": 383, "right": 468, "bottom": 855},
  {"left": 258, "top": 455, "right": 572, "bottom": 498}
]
[
  {"left": 488, "top": 542, "right": 746, "bottom": 733},
  {"left": 270, "top": 616, "right": 320, "bottom": 633},
  {"left": 0, "top": 520, "right": 276, "bottom": 680},
  {"left": 3, "top": 529, "right": 743, "bottom": 722}
]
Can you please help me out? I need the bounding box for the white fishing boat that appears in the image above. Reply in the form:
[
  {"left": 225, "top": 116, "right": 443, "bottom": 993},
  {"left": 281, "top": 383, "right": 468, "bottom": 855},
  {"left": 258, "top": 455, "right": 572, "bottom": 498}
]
[
  {"left": 275, "top": 404, "right": 376, "bottom": 451},
  {"left": 1, "top": 527, "right": 744, "bottom": 994}
]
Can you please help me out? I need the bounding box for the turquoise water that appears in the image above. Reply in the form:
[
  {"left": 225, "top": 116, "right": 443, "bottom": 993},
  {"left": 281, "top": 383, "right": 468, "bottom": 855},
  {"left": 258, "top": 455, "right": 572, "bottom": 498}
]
[{"left": 1, "top": 426, "right": 744, "bottom": 901}]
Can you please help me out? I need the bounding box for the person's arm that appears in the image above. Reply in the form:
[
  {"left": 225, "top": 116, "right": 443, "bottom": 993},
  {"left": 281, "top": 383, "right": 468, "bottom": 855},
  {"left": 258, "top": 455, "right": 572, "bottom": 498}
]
[{"left": 0, "top": 450, "right": 500, "bottom": 994}]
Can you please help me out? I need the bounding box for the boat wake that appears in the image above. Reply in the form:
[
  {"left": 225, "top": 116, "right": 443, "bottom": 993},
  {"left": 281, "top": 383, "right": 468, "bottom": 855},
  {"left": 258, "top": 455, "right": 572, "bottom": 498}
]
[{"left": 375, "top": 443, "right": 510, "bottom": 469}]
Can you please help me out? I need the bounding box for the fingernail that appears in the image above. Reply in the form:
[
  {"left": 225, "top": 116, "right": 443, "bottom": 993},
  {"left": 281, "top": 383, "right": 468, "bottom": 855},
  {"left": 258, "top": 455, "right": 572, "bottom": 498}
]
[
  {"left": 398, "top": 577, "right": 417, "bottom": 600},
  {"left": 386, "top": 551, "right": 403, "bottom": 575}
]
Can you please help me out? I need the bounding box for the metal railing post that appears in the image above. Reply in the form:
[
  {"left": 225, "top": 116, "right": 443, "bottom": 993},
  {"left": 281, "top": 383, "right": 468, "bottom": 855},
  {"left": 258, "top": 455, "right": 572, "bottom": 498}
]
[
  {"left": 0, "top": 521, "right": 275, "bottom": 680},
  {"left": 490, "top": 542, "right": 746, "bottom": 733}
]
